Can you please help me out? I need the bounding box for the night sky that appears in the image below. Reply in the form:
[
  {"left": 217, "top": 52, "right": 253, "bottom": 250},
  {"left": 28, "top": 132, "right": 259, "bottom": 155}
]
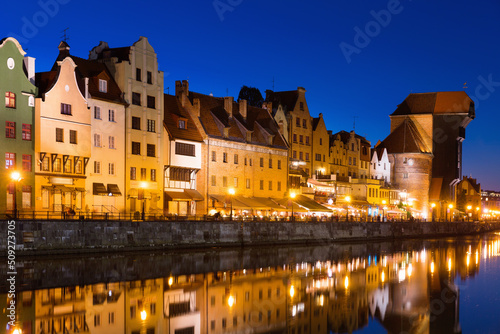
[{"left": 3, "top": 0, "right": 500, "bottom": 190}]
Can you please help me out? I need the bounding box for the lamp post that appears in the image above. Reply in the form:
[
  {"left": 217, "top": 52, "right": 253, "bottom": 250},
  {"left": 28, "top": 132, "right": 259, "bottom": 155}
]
[
  {"left": 475, "top": 207, "right": 480, "bottom": 221},
  {"left": 447, "top": 203, "right": 453, "bottom": 222},
  {"left": 140, "top": 182, "right": 147, "bottom": 221},
  {"left": 345, "top": 195, "right": 351, "bottom": 222},
  {"left": 381, "top": 200, "right": 386, "bottom": 222},
  {"left": 431, "top": 202, "right": 436, "bottom": 222},
  {"left": 290, "top": 192, "right": 296, "bottom": 222},
  {"left": 466, "top": 205, "right": 472, "bottom": 222},
  {"left": 228, "top": 188, "right": 235, "bottom": 221},
  {"left": 10, "top": 171, "right": 22, "bottom": 219}
]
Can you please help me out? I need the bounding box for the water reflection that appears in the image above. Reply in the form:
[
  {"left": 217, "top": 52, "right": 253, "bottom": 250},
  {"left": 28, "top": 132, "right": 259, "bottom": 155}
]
[{"left": 2, "top": 234, "right": 500, "bottom": 334}]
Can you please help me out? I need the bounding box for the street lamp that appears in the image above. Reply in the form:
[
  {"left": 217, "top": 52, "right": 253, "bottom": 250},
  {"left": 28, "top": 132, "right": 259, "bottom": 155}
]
[
  {"left": 476, "top": 207, "right": 480, "bottom": 221},
  {"left": 447, "top": 203, "right": 453, "bottom": 222},
  {"left": 289, "top": 192, "right": 296, "bottom": 222},
  {"left": 345, "top": 195, "right": 351, "bottom": 222},
  {"left": 431, "top": 202, "right": 436, "bottom": 222},
  {"left": 467, "top": 205, "right": 472, "bottom": 222},
  {"left": 228, "top": 188, "right": 235, "bottom": 221},
  {"left": 140, "top": 182, "right": 147, "bottom": 221},
  {"left": 381, "top": 200, "right": 387, "bottom": 222},
  {"left": 10, "top": 171, "right": 22, "bottom": 219}
]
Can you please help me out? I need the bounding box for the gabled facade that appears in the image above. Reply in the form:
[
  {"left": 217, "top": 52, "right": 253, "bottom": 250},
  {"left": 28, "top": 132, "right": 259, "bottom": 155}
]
[
  {"left": 90, "top": 37, "right": 165, "bottom": 215},
  {"left": 34, "top": 46, "right": 90, "bottom": 214},
  {"left": 311, "top": 113, "right": 330, "bottom": 177},
  {"left": 0, "top": 37, "right": 37, "bottom": 215},
  {"left": 456, "top": 176, "right": 481, "bottom": 216},
  {"left": 370, "top": 145, "right": 391, "bottom": 183},
  {"left": 163, "top": 93, "right": 204, "bottom": 216},
  {"left": 176, "top": 81, "right": 289, "bottom": 216},
  {"left": 329, "top": 130, "right": 371, "bottom": 180},
  {"left": 266, "top": 87, "right": 313, "bottom": 189}
]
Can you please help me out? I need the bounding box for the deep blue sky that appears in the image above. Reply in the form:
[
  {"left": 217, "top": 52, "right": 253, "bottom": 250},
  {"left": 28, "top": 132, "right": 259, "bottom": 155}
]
[{"left": 3, "top": 0, "right": 500, "bottom": 189}]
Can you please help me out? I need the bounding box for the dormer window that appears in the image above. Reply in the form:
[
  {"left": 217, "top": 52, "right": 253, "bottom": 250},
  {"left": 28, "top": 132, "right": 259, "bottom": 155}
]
[
  {"left": 99, "top": 79, "right": 107, "bottom": 93},
  {"left": 178, "top": 119, "right": 186, "bottom": 129}
]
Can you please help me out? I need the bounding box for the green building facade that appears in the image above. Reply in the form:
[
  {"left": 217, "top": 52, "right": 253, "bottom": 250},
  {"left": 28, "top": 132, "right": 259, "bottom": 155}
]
[{"left": 0, "top": 37, "right": 37, "bottom": 216}]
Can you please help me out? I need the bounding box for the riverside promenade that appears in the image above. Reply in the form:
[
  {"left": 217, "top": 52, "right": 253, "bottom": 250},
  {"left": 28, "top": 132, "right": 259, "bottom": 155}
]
[{"left": 2, "top": 219, "right": 500, "bottom": 256}]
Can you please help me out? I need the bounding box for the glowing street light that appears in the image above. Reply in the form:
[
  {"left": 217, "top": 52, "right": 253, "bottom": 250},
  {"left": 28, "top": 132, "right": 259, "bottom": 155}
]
[
  {"left": 10, "top": 171, "right": 22, "bottom": 219},
  {"left": 228, "top": 188, "right": 235, "bottom": 221},
  {"left": 289, "top": 285, "right": 295, "bottom": 298},
  {"left": 446, "top": 203, "right": 454, "bottom": 222},
  {"left": 140, "top": 309, "right": 147, "bottom": 321},
  {"left": 289, "top": 192, "right": 296, "bottom": 222},
  {"left": 228, "top": 294, "right": 235, "bottom": 307},
  {"left": 345, "top": 196, "right": 351, "bottom": 222},
  {"left": 431, "top": 202, "right": 436, "bottom": 222},
  {"left": 140, "top": 182, "right": 147, "bottom": 220},
  {"left": 467, "top": 205, "right": 472, "bottom": 222},
  {"left": 382, "top": 200, "right": 387, "bottom": 222}
]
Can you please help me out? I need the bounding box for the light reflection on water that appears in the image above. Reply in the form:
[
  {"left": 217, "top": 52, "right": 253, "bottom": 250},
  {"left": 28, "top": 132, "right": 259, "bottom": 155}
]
[{"left": 2, "top": 234, "right": 500, "bottom": 334}]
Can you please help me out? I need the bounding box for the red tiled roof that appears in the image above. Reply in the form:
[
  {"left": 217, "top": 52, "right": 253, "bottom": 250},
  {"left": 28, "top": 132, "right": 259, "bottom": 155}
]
[
  {"left": 378, "top": 118, "right": 432, "bottom": 154},
  {"left": 35, "top": 71, "right": 58, "bottom": 95},
  {"left": 163, "top": 94, "right": 203, "bottom": 142},
  {"left": 392, "top": 91, "right": 474, "bottom": 116}
]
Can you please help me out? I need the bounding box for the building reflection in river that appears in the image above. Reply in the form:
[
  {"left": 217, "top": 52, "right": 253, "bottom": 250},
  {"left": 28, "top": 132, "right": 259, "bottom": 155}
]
[{"left": 2, "top": 238, "right": 500, "bottom": 334}]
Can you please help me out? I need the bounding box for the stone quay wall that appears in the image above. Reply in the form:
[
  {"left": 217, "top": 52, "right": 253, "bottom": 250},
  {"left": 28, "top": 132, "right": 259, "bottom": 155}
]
[{"left": 1, "top": 220, "right": 499, "bottom": 256}]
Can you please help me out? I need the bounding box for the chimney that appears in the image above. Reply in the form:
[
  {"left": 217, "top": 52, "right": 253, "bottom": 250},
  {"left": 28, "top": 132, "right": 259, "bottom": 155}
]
[
  {"left": 175, "top": 80, "right": 182, "bottom": 97},
  {"left": 23, "top": 56, "right": 35, "bottom": 85},
  {"left": 193, "top": 98, "right": 201, "bottom": 118},
  {"left": 181, "top": 80, "right": 189, "bottom": 96},
  {"left": 224, "top": 96, "right": 234, "bottom": 118},
  {"left": 297, "top": 87, "right": 306, "bottom": 95},
  {"left": 262, "top": 101, "right": 272, "bottom": 111},
  {"left": 58, "top": 41, "right": 70, "bottom": 58},
  {"left": 239, "top": 99, "right": 247, "bottom": 120}
]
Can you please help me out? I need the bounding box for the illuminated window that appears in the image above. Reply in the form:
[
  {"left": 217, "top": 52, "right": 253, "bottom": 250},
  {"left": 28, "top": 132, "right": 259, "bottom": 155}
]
[
  {"left": 75, "top": 160, "right": 82, "bottom": 174},
  {"left": 5, "top": 121, "right": 15, "bottom": 138},
  {"left": 61, "top": 103, "right": 72, "bottom": 115},
  {"left": 178, "top": 119, "right": 186, "bottom": 129},
  {"left": 99, "top": 79, "right": 107, "bottom": 93},
  {"left": 147, "top": 119, "right": 155, "bottom": 132},
  {"left": 151, "top": 169, "right": 156, "bottom": 182},
  {"left": 53, "top": 158, "right": 61, "bottom": 172},
  {"left": 5, "top": 92, "right": 15, "bottom": 108},
  {"left": 22, "top": 154, "right": 31, "bottom": 172},
  {"left": 141, "top": 168, "right": 147, "bottom": 180},
  {"left": 5, "top": 152, "right": 15, "bottom": 169},
  {"left": 41, "top": 157, "right": 50, "bottom": 171},
  {"left": 22, "top": 185, "right": 32, "bottom": 209},
  {"left": 130, "top": 167, "right": 136, "bottom": 180},
  {"left": 22, "top": 124, "right": 31, "bottom": 140},
  {"left": 64, "top": 159, "right": 72, "bottom": 173}
]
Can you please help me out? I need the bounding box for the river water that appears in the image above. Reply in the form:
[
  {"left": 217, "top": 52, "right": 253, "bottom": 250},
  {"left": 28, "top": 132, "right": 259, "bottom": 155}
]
[{"left": 2, "top": 233, "right": 500, "bottom": 334}]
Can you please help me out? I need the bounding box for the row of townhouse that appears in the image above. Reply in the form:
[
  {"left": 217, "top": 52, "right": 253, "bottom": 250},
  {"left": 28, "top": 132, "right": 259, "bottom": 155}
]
[{"left": 1, "top": 35, "right": 475, "bottom": 220}]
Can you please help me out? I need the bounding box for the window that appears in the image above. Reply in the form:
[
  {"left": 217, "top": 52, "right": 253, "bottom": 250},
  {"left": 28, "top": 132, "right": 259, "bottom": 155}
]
[
  {"left": 109, "top": 136, "right": 115, "bottom": 149},
  {"left": 132, "top": 116, "right": 141, "bottom": 130},
  {"left": 109, "top": 109, "right": 115, "bottom": 122},
  {"left": 56, "top": 128, "right": 64, "bottom": 142},
  {"left": 61, "top": 103, "right": 72, "bottom": 115},
  {"left": 22, "top": 124, "right": 31, "bottom": 140},
  {"left": 147, "top": 144, "right": 156, "bottom": 157},
  {"left": 108, "top": 163, "right": 115, "bottom": 175},
  {"left": 94, "top": 161, "right": 101, "bottom": 174},
  {"left": 223, "top": 176, "right": 227, "bottom": 187},
  {"left": 293, "top": 134, "right": 297, "bottom": 143},
  {"left": 302, "top": 119, "right": 307, "bottom": 128},
  {"left": 6, "top": 121, "right": 15, "bottom": 138},
  {"left": 315, "top": 154, "right": 321, "bottom": 161},
  {"left": 42, "top": 157, "right": 49, "bottom": 171},
  {"left": 249, "top": 158, "right": 252, "bottom": 166},
  {"left": 5, "top": 92, "right": 15, "bottom": 108},
  {"left": 260, "top": 158, "right": 264, "bottom": 167},
  {"left": 132, "top": 92, "right": 141, "bottom": 106},
  {"left": 211, "top": 151, "right": 217, "bottom": 162},
  {"left": 348, "top": 157, "right": 352, "bottom": 165},
  {"left": 403, "top": 173, "right": 409, "bottom": 179},
  {"left": 234, "top": 154, "right": 238, "bottom": 164},
  {"left": 320, "top": 138, "right": 323, "bottom": 145},
  {"left": 151, "top": 169, "right": 156, "bottom": 181},
  {"left": 94, "top": 314, "right": 101, "bottom": 327},
  {"left": 299, "top": 152, "right": 303, "bottom": 160},
  {"left": 99, "top": 79, "right": 107, "bottom": 93},
  {"left": 223, "top": 152, "right": 228, "bottom": 163},
  {"left": 222, "top": 318, "right": 227, "bottom": 329},
  {"left": 22, "top": 185, "right": 31, "bottom": 209},
  {"left": 22, "top": 154, "right": 31, "bottom": 171},
  {"left": 147, "top": 71, "right": 152, "bottom": 84},
  {"left": 296, "top": 117, "right": 300, "bottom": 127},
  {"left": 141, "top": 168, "right": 147, "bottom": 180},
  {"left": 276, "top": 309, "right": 280, "bottom": 319},
  {"left": 109, "top": 312, "right": 114, "bottom": 325},
  {"left": 278, "top": 160, "right": 281, "bottom": 169},
  {"left": 178, "top": 119, "right": 186, "bottom": 129},
  {"left": 277, "top": 181, "right": 281, "bottom": 191},
  {"left": 150, "top": 303, "right": 156, "bottom": 315},
  {"left": 260, "top": 180, "right": 264, "bottom": 190},
  {"left": 293, "top": 151, "right": 297, "bottom": 159},
  {"left": 130, "top": 167, "right": 136, "bottom": 180},
  {"left": 130, "top": 306, "right": 136, "bottom": 319},
  {"left": 211, "top": 175, "right": 216, "bottom": 186},
  {"left": 94, "top": 133, "right": 101, "bottom": 147},
  {"left": 28, "top": 96, "right": 34, "bottom": 107},
  {"left": 136, "top": 68, "right": 141, "bottom": 81},
  {"left": 299, "top": 102, "right": 304, "bottom": 110},
  {"left": 147, "top": 96, "right": 156, "bottom": 109},
  {"left": 246, "top": 178, "right": 250, "bottom": 189},
  {"left": 94, "top": 106, "right": 101, "bottom": 119},
  {"left": 211, "top": 321, "right": 215, "bottom": 331},
  {"left": 305, "top": 136, "right": 309, "bottom": 145},
  {"left": 269, "top": 181, "right": 272, "bottom": 190},
  {"left": 299, "top": 135, "right": 303, "bottom": 143},
  {"left": 53, "top": 158, "right": 61, "bottom": 172},
  {"left": 147, "top": 119, "right": 155, "bottom": 132},
  {"left": 173, "top": 142, "right": 194, "bottom": 157},
  {"left": 233, "top": 316, "right": 237, "bottom": 327},
  {"left": 132, "top": 142, "right": 141, "bottom": 155},
  {"left": 351, "top": 143, "right": 354, "bottom": 151},
  {"left": 64, "top": 159, "right": 72, "bottom": 173},
  {"left": 234, "top": 177, "right": 238, "bottom": 187},
  {"left": 70, "top": 130, "right": 77, "bottom": 144}
]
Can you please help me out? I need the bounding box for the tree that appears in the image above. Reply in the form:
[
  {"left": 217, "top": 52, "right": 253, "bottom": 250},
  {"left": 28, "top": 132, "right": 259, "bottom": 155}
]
[{"left": 237, "top": 86, "right": 264, "bottom": 107}]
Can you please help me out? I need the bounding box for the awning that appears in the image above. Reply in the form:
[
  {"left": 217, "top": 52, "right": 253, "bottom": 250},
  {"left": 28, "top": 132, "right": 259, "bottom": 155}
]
[
  {"left": 75, "top": 187, "right": 86, "bottom": 192},
  {"left": 210, "top": 194, "right": 252, "bottom": 209},
  {"left": 185, "top": 189, "right": 204, "bottom": 201},
  {"left": 128, "top": 188, "right": 151, "bottom": 199},
  {"left": 53, "top": 185, "right": 72, "bottom": 192},
  {"left": 165, "top": 190, "right": 192, "bottom": 201},
  {"left": 93, "top": 183, "right": 108, "bottom": 196},
  {"left": 294, "top": 195, "right": 332, "bottom": 212},
  {"left": 107, "top": 184, "right": 122, "bottom": 196}
]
